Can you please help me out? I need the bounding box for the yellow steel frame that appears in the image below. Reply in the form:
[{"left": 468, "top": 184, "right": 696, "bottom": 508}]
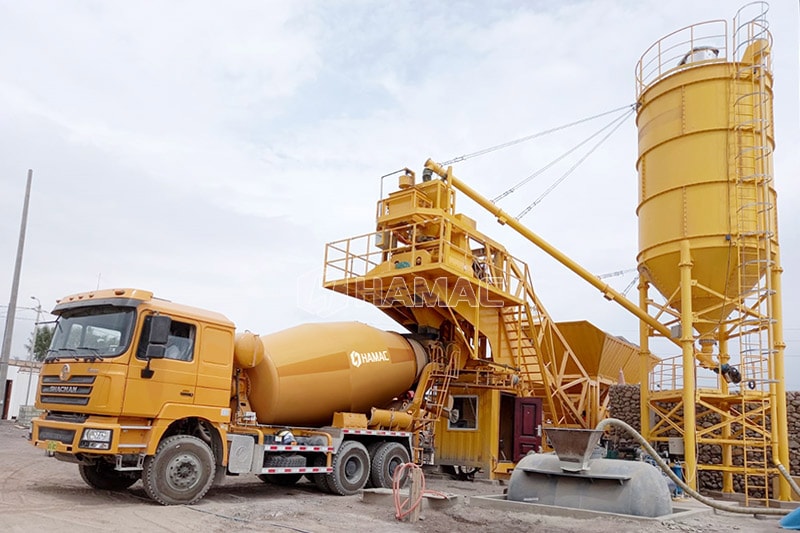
[{"left": 323, "top": 173, "right": 604, "bottom": 432}]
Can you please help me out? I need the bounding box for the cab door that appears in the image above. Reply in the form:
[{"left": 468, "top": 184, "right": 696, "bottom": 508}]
[{"left": 123, "top": 315, "right": 198, "bottom": 417}]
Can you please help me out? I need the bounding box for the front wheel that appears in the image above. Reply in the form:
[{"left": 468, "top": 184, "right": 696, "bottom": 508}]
[
  {"left": 79, "top": 462, "right": 139, "bottom": 491},
  {"left": 142, "top": 435, "right": 216, "bottom": 505}
]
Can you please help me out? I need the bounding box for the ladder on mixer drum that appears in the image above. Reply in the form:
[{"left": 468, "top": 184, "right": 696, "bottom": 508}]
[{"left": 411, "top": 343, "right": 460, "bottom": 464}]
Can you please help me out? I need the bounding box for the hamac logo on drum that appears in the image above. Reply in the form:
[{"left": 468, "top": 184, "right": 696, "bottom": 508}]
[{"left": 349, "top": 350, "right": 390, "bottom": 368}]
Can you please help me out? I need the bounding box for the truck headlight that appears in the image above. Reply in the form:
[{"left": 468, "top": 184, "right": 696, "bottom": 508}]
[{"left": 80, "top": 429, "right": 112, "bottom": 450}]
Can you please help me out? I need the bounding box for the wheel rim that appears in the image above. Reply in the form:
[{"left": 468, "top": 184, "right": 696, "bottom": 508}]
[
  {"left": 166, "top": 452, "right": 201, "bottom": 491},
  {"left": 344, "top": 456, "right": 364, "bottom": 482},
  {"left": 388, "top": 457, "right": 402, "bottom": 475}
]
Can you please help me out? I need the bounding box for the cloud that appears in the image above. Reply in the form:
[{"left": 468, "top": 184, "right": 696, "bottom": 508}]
[{"left": 1, "top": 1, "right": 799, "bottom": 388}]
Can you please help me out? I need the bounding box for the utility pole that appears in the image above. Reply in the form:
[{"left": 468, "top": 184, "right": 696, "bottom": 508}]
[
  {"left": 0, "top": 169, "right": 33, "bottom": 419},
  {"left": 24, "top": 296, "right": 42, "bottom": 406}
]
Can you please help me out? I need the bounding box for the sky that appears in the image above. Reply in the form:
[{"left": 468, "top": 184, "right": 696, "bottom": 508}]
[{"left": 1, "top": 1, "right": 799, "bottom": 387}]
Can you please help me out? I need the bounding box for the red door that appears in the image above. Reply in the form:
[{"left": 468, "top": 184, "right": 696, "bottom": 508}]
[{"left": 513, "top": 397, "right": 542, "bottom": 461}]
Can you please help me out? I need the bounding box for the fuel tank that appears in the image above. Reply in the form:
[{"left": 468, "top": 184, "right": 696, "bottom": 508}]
[{"left": 240, "top": 322, "right": 427, "bottom": 426}]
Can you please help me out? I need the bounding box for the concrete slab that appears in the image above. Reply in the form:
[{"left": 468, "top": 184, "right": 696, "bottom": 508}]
[
  {"left": 468, "top": 494, "right": 710, "bottom": 523},
  {"left": 361, "top": 488, "right": 463, "bottom": 510}
]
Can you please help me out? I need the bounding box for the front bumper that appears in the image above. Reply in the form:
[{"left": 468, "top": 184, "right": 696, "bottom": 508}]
[{"left": 31, "top": 416, "right": 150, "bottom": 457}]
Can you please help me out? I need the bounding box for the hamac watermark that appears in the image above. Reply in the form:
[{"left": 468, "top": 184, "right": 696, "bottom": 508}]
[
  {"left": 335, "top": 276, "right": 506, "bottom": 309},
  {"left": 298, "top": 265, "right": 507, "bottom": 319}
]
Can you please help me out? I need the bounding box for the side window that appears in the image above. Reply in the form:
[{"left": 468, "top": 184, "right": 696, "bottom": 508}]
[
  {"left": 136, "top": 316, "right": 196, "bottom": 362},
  {"left": 448, "top": 395, "right": 478, "bottom": 430}
]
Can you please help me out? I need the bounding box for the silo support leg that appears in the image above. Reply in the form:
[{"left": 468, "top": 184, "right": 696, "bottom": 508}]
[{"left": 680, "top": 240, "right": 698, "bottom": 492}]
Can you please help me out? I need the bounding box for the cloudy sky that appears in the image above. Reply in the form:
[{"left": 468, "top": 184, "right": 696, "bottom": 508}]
[{"left": 1, "top": 1, "right": 799, "bottom": 387}]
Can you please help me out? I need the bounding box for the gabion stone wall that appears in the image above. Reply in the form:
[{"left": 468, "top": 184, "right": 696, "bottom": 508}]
[
  {"left": 788, "top": 391, "right": 800, "bottom": 475},
  {"left": 607, "top": 384, "right": 641, "bottom": 448},
  {"left": 607, "top": 385, "right": 800, "bottom": 485}
]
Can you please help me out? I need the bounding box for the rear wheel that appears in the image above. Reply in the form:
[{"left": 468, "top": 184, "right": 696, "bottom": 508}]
[
  {"left": 370, "top": 442, "right": 410, "bottom": 488},
  {"left": 79, "top": 462, "right": 139, "bottom": 491},
  {"left": 142, "top": 435, "right": 216, "bottom": 505},
  {"left": 365, "top": 442, "right": 383, "bottom": 488},
  {"left": 312, "top": 454, "right": 332, "bottom": 493},
  {"left": 442, "top": 464, "right": 480, "bottom": 481},
  {"left": 324, "top": 441, "right": 370, "bottom": 496}
]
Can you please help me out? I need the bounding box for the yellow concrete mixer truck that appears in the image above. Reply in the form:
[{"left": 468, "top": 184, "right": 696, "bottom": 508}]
[{"left": 29, "top": 288, "right": 436, "bottom": 505}]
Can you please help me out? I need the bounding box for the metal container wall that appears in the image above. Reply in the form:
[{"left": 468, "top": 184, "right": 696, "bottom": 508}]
[
  {"left": 636, "top": 59, "right": 776, "bottom": 333},
  {"left": 245, "top": 322, "right": 422, "bottom": 426},
  {"left": 508, "top": 454, "right": 672, "bottom": 517}
]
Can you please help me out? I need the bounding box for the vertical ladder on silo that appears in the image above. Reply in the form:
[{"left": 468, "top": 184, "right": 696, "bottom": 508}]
[{"left": 730, "top": 5, "right": 775, "bottom": 506}]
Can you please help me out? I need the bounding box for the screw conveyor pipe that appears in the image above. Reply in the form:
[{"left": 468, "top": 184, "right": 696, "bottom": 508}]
[{"left": 424, "top": 159, "right": 678, "bottom": 346}]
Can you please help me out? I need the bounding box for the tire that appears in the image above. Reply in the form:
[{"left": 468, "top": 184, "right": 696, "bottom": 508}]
[
  {"left": 258, "top": 473, "right": 303, "bottom": 486},
  {"left": 263, "top": 454, "right": 305, "bottom": 468},
  {"left": 324, "top": 441, "right": 370, "bottom": 496},
  {"left": 312, "top": 454, "right": 332, "bottom": 493},
  {"left": 369, "top": 442, "right": 410, "bottom": 489},
  {"left": 78, "top": 462, "right": 139, "bottom": 491},
  {"left": 142, "top": 435, "right": 216, "bottom": 505},
  {"left": 442, "top": 464, "right": 480, "bottom": 481},
  {"left": 365, "top": 442, "right": 384, "bottom": 488}
]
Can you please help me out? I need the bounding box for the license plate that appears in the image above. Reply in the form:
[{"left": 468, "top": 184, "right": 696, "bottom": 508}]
[{"left": 46, "top": 440, "right": 57, "bottom": 452}]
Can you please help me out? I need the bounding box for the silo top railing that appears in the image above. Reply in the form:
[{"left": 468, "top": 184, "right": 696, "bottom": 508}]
[{"left": 635, "top": 20, "right": 728, "bottom": 99}]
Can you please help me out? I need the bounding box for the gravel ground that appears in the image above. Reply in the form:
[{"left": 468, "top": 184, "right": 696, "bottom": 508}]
[{"left": 0, "top": 421, "right": 792, "bottom": 532}]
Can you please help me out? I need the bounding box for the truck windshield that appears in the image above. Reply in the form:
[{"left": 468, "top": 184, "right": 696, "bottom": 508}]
[{"left": 49, "top": 306, "right": 136, "bottom": 359}]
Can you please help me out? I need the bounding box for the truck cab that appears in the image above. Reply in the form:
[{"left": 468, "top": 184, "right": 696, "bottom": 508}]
[{"left": 31, "top": 288, "right": 235, "bottom": 504}]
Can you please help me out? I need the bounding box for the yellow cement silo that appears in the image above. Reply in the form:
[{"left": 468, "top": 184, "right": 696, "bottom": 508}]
[
  {"left": 636, "top": 33, "right": 777, "bottom": 336},
  {"left": 633, "top": 4, "right": 790, "bottom": 505}
]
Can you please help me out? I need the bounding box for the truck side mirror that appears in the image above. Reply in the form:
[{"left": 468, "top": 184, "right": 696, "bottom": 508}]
[
  {"left": 142, "top": 315, "right": 171, "bottom": 378},
  {"left": 149, "top": 315, "right": 171, "bottom": 346},
  {"left": 145, "top": 344, "right": 166, "bottom": 359}
]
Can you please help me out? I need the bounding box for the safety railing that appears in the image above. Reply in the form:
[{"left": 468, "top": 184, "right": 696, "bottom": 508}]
[
  {"left": 650, "top": 355, "right": 722, "bottom": 393},
  {"left": 323, "top": 217, "right": 529, "bottom": 300},
  {"left": 635, "top": 20, "right": 727, "bottom": 98}
]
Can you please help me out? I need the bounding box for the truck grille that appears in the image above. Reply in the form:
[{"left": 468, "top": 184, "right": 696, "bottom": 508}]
[
  {"left": 45, "top": 412, "right": 89, "bottom": 423},
  {"left": 38, "top": 427, "right": 76, "bottom": 444},
  {"left": 39, "top": 375, "right": 96, "bottom": 406}
]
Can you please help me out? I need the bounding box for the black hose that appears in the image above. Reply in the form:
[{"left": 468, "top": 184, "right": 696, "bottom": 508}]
[{"left": 595, "top": 418, "right": 796, "bottom": 516}]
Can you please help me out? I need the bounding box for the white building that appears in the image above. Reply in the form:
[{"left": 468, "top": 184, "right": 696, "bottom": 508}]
[{"left": 3, "top": 361, "right": 40, "bottom": 420}]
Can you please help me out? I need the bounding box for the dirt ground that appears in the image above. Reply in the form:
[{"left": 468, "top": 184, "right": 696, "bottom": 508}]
[{"left": 0, "top": 421, "right": 792, "bottom": 533}]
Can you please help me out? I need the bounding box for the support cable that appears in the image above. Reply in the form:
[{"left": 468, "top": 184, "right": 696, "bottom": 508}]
[
  {"left": 440, "top": 104, "right": 635, "bottom": 167},
  {"left": 516, "top": 108, "right": 635, "bottom": 220},
  {"left": 492, "top": 107, "right": 633, "bottom": 203}
]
